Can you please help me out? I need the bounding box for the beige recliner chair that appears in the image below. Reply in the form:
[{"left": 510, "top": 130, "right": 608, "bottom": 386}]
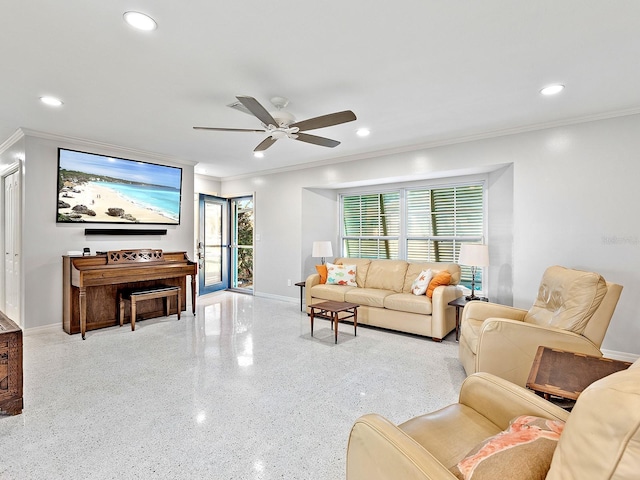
[
  {"left": 458, "top": 265, "right": 622, "bottom": 387},
  {"left": 347, "top": 359, "right": 640, "bottom": 479}
]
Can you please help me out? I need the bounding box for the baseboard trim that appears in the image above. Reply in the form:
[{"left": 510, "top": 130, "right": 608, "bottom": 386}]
[
  {"left": 601, "top": 349, "right": 639, "bottom": 363},
  {"left": 23, "top": 323, "right": 61, "bottom": 336},
  {"left": 253, "top": 291, "right": 297, "bottom": 304}
]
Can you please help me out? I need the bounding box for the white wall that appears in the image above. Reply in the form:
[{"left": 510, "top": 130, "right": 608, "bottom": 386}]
[
  {"left": 222, "top": 114, "right": 640, "bottom": 356},
  {"left": 16, "top": 132, "right": 195, "bottom": 330}
]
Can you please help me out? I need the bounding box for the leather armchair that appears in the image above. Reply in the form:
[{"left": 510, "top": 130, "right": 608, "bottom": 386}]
[
  {"left": 459, "top": 266, "right": 622, "bottom": 387},
  {"left": 346, "top": 360, "right": 640, "bottom": 480},
  {"left": 346, "top": 372, "right": 569, "bottom": 479}
]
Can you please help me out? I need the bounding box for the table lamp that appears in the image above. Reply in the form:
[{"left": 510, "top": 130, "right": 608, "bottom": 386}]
[
  {"left": 458, "top": 244, "right": 489, "bottom": 300},
  {"left": 312, "top": 241, "right": 333, "bottom": 265}
]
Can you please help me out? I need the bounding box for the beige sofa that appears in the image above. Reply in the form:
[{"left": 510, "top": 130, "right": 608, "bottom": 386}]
[{"left": 305, "top": 258, "right": 463, "bottom": 341}]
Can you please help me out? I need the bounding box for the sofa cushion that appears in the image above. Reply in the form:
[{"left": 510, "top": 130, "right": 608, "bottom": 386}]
[
  {"left": 384, "top": 293, "right": 433, "bottom": 315},
  {"left": 345, "top": 288, "right": 394, "bottom": 308},
  {"left": 451, "top": 415, "right": 565, "bottom": 480},
  {"left": 309, "top": 284, "right": 357, "bottom": 302},
  {"left": 524, "top": 266, "right": 607, "bottom": 334},
  {"left": 364, "top": 260, "right": 408, "bottom": 292},
  {"left": 326, "top": 263, "right": 357, "bottom": 286},
  {"left": 335, "top": 258, "right": 371, "bottom": 287}
]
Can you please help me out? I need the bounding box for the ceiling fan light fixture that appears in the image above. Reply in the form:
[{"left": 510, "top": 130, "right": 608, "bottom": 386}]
[
  {"left": 123, "top": 11, "right": 157, "bottom": 31},
  {"left": 356, "top": 128, "right": 370, "bottom": 137},
  {"left": 540, "top": 84, "right": 564, "bottom": 96},
  {"left": 254, "top": 151, "right": 264, "bottom": 158}
]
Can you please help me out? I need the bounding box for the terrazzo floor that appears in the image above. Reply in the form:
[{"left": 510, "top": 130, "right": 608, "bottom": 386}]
[{"left": 0, "top": 291, "right": 466, "bottom": 480}]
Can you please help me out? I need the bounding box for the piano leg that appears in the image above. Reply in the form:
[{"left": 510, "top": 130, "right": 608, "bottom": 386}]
[
  {"left": 79, "top": 287, "right": 87, "bottom": 340},
  {"left": 191, "top": 275, "right": 197, "bottom": 315}
]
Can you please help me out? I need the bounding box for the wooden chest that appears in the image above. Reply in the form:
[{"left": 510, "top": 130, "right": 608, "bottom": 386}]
[{"left": 0, "top": 312, "right": 23, "bottom": 415}]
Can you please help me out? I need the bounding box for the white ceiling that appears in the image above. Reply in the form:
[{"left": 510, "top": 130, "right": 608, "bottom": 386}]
[{"left": 2, "top": 1, "right": 640, "bottom": 178}]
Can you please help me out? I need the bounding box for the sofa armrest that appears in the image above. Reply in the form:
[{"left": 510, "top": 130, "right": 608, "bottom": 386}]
[
  {"left": 461, "top": 302, "right": 528, "bottom": 324},
  {"left": 476, "top": 318, "right": 603, "bottom": 387},
  {"left": 431, "top": 285, "right": 463, "bottom": 339},
  {"left": 347, "top": 414, "right": 456, "bottom": 480},
  {"left": 458, "top": 372, "right": 569, "bottom": 430},
  {"left": 305, "top": 273, "right": 321, "bottom": 310}
]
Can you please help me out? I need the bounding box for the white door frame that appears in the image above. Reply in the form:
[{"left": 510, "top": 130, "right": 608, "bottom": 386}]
[{"left": 1, "top": 162, "right": 22, "bottom": 326}]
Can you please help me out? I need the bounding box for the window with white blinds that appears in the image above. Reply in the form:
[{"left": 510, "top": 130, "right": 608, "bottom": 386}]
[{"left": 340, "top": 182, "right": 485, "bottom": 290}]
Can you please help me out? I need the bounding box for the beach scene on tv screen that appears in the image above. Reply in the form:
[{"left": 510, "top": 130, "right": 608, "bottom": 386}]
[{"left": 57, "top": 149, "right": 182, "bottom": 224}]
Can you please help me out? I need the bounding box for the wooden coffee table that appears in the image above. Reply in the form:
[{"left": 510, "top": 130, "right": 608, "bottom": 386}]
[
  {"left": 309, "top": 300, "right": 359, "bottom": 344},
  {"left": 527, "top": 346, "right": 632, "bottom": 404}
]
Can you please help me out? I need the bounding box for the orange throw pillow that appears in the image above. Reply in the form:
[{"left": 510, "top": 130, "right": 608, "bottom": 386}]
[
  {"left": 426, "top": 271, "right": 451, "bottom": 298},
  {"left": 316, "top": 264, "right": 328, "bottom": 284}
]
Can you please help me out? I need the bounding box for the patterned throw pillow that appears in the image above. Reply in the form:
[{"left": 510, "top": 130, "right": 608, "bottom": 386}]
[
  {"left": 411, "top": 269, "right": 433, "bottom": 295},
  {"left": 326, "top": 263, "right": 357, "bottom": 286},
  {"left": 450, "top": 415, "right": 565, "bottom": 480},
  {"left": 426, "top": 271, "right": 452, "bottom": 297}
]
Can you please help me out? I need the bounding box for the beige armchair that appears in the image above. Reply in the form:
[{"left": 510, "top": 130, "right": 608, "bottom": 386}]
[
  {"left": 347, "top": 360, "right": 640, "bottom": 480},
  {"left": 458, "top": 266, "right": 622, "bottom": 387}
]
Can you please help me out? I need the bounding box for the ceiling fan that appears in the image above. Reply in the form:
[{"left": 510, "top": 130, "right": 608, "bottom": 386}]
[{"left": 193, "top": 95, "right": 357, "bottom": 152}]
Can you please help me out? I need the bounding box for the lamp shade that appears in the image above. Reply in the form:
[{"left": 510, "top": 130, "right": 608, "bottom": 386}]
[
  {"left": 458, "top": 244, "right": 489, "bottom": 267},
  {"left": 312, "top": 241, "right": 333, "bottom": 258}
]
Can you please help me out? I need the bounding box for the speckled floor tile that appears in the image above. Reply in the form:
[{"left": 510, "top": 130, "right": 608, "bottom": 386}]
[{"left": 0, "top": 292, "right": 466, "bottom": 479}]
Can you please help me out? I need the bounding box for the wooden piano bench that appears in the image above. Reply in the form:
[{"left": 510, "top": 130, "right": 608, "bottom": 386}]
[{"left": 119, "top": 285, "right": 181, "bottom": 331}]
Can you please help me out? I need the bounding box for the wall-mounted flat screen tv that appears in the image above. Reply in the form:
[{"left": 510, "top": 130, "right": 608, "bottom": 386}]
[{"left": 57, "top": 148, "right": 182, "bottom": 225}]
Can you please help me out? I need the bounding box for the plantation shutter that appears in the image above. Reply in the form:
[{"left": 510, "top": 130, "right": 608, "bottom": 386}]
[
  {"left": 342, "top": 192, "right": 400, "bottom": 259},
  {"left": 341, "top": 182, "right": 485, "bottom": 290}
]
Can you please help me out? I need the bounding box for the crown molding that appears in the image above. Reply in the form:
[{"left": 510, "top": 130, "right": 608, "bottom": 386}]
[
  {"left": 220, "top": 107, "right": 640, "bottom": 182},
  {"left": 17, "top": 128, "right": 198, "bottom": 167},
  {"left": 0, "top": 128, "right": 26, "bottom": 156}
]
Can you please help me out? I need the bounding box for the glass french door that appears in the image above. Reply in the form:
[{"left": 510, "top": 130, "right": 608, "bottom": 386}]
[
  {"left": 230, "top": 196, "right": 254, "bottom": 292},
  {"left": 198, "top": 194, "right": 254, "bottom": 295},
  {"left": 198, "top": 194, "right": 229, "bottom": 294}
]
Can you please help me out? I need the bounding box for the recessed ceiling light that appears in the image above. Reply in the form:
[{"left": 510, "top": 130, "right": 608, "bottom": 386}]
[
  {"left": 254, "top": 151, "right": 264, "bottom": 158},
  {"left": 540, "top": 84, "right": 565, "bottom": 96},
  {"left": 123, "top": 11, "right": 157, "bottom": 31},
  {"left": 40, "top": 96, "right": 63, "bottom": 107},
  {"left": 356, "top": 128, "right": 370, "bottom": 137}
]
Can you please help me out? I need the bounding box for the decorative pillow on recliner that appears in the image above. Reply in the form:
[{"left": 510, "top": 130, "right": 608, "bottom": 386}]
[
  {"left": 450, "top": 415, "right": 565, "bottom": 480},
  {"left": 315, "top": 264, "right": 328, "bottom": 284},
  {"left": 326, "top": 263, "right": 357, "bottom": 286},
  {"left": 411, "top": 269, "right": 433, "bottom": 295},
  {"left": 426, "top": 271, "right": 451, "bottom": 298}
]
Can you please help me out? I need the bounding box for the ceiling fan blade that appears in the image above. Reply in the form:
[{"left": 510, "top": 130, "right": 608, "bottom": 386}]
[
  {"left": 289, "top": 110, "right": 356, "bottom": 132},
  {"left": 254, "top": 136, "right": 277, "bottom": 152},
  {"left": 193, "top": 127, "right": 265, "bottom": 132},
  {"left": 236, "top": 96, "right": 280, "bottom": 127},
  {"left": 294, "top": 133, "right": 340, "bottom": 148}
]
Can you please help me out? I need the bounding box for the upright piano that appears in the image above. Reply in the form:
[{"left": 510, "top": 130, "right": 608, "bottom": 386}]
[{"left": 62, "top": 249, "right": 197, "bottom": 339}]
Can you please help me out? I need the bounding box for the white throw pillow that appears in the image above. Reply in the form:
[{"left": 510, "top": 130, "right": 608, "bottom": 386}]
[
  {"left": 326, "top": 263, "right": 357, "bottom": 286},
  {"left": 411, "top": 269, "right": 433, "bottom": 295}
]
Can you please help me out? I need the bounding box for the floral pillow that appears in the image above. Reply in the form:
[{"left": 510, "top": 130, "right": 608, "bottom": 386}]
[
  {"left": 411, "top": 269, "right": 433, "bottom": 295},
  {"left": 450, "top": 415, "right": 565, "bottom": 480},
  {"left": 326, "top": 263, "right": 357, "bottom": 286}
]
